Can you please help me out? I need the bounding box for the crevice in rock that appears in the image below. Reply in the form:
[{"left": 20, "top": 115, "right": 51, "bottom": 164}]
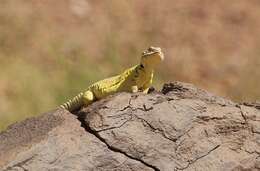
[
  {"left": 235, "top": 104, "right": 248, "bottom": 124},
  {"left": 77, "top": 114, "right": 160, "bottom": 171},
  {"left": 136, "top": 104, "right": 154, "bottom": 112},
  {"left": 174, "top": 127, "right": 193, "bottom": 149},
  {"left": 242, "top": 102, "right": 260, "bottom": 110},
  {"left": 4, "top": 155, "right": 36, "bottom": 171},
  {"left": 196, "top": 115, "right": 227, "bottom": 122},
  {"left": 175, "top": 144, "right": 221, "bottom": 170},
  {"left": 135, "top": 115, "right": 178, "bottom": 143},
  {"left": 96, "top": 115, "right": 133, "bottom": 133},
  {"left": 252, "top": 129, "right": 260, "bottom": 135},
  {"left": 151, "top": 96, "right": 179, "bottom": 106},
  {"left": 244, "top": 149, "right": 260, "bottom": 157},
  {"left": 117, "top": 97, "right": 133, "bottom": 112},
  {"left": 118, "top": 101, "right": 132, "bottom": 112},
  {"left": 117, "top": 97, "right": 154, "bottom": 113}
]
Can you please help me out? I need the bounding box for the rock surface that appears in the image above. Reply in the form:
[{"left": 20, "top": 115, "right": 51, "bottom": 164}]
[{"left": 0, "top": 82, "right": 260, "bottom": 171}]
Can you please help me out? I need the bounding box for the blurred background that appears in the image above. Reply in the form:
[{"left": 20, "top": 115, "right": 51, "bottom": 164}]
[{"left": 0, "top": 0, "right": 260, "bottom": 131}]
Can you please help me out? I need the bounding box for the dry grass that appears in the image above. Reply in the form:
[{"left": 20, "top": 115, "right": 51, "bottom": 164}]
[{"left": 0, "top": 0, "right": 260, "bottom": 130}]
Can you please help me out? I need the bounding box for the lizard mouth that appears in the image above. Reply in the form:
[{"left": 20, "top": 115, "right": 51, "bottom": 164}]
[{"left": 142, "top": 51, "right": 160, "bottom": 56}]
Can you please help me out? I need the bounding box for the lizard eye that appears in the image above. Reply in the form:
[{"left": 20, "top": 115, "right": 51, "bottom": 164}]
[
  {"left": 148, "top": 47, "right": 153, "bottom": 51},
  {"left": 142, "top": 50, "right": 149, "bottom": 55}
]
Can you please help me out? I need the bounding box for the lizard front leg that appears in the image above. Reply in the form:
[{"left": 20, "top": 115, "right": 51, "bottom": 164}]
[
  {"left": 141, "top": 76, "right": 153, "bottom": 94},
  {"left": 82, "top": 90, "right": 96, "bottom": 106},
  {"left": 131, "top": 85, "right": 138, "bottom": 93},
  {"left": 142, "top": 88, "right": 150, "bottom": 94}
]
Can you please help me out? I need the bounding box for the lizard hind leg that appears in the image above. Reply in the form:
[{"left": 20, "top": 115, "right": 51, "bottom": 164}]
[{"left": 82, "top": 90, "right": 95, "bottom": 106}]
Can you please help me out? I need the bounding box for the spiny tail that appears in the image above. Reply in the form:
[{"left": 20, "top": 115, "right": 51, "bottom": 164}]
[{"left": 60, "top": 92, "right": 84, "bottom": 112}]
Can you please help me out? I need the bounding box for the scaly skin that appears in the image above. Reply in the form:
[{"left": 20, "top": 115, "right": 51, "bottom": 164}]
[{"left": 60, "top": 46, "right": 164, "bottom": 112}]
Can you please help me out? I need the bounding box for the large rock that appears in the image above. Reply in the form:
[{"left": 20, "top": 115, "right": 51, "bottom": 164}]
[{"left": 0, "top": 82, "right": 259, "bottom": 171}]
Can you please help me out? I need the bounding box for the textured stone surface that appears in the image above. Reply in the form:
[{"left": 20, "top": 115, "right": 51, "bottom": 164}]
[
  {"left": 0, "top": 110, "right": 152, "bottom": 171},
  {"left": 1, "top": 82, "right": 260, "bottom": 171}
]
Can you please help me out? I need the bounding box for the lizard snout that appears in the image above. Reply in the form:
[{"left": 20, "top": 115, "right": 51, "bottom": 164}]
[{"left": 148, "top": 46, "right": 161, "bottom": 53}]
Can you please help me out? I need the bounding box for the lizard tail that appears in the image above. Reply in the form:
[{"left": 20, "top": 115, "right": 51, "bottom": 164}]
[{"left": 60, "top": 92, "right": 84, "bottom": 112}]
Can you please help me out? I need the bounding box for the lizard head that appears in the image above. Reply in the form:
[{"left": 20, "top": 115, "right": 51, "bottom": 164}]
[{"left": 141, "top": 46, "right": 164, "bottom": 68}]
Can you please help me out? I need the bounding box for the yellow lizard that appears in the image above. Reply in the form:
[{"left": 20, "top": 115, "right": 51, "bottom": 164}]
[{"left": 60, "top": 46, "right": 164, "bottom": 112}]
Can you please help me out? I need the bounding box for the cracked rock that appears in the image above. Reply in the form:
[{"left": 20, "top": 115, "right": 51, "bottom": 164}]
[
  {"left": 0, "top": 110, "right": 152, "bottom": 171},
  {"left": 1, "top": 82, "right": 260, "bottom": 171}
]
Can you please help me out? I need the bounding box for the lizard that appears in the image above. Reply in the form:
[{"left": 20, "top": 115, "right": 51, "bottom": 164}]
[{"left": 60, "top": 46, "right": 164, "bottom": 112}]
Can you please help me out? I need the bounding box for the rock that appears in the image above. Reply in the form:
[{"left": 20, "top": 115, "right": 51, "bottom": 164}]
[
  {"left": 0, "top": 82, "right": 260, "bottom": 171},
  {"left": 0, "top": 110, "right": 152, "bottom": 171}
]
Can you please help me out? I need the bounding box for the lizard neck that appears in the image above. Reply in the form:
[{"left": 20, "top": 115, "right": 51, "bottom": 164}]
[
  {"left": 140, "top": 63, "right": 154, "bottom": 73},
  {"left": 131, "top": 64, "right": 154, "bottom": 82},
  {"left": 132, "top": 64, "right": 153, "bottom": 87},
  {"left": 133, "top": 64, "right": 153, "bottom": 84}
]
